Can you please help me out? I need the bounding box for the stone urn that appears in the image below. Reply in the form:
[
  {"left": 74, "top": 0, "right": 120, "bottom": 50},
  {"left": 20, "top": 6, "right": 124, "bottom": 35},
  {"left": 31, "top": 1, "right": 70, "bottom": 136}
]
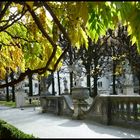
[
  {"left": 67, "top": 60, "right": 89, "bottom": 119},
  {"left": 72, "top": 86, "right": 89, "bottom": 100},
  {"left": 71, "top": 86, "right": 89, "bottom": 119}
]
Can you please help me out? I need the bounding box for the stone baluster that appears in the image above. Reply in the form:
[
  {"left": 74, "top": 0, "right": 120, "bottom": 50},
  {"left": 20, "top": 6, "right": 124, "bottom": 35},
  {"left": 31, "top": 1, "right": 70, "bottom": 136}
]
[
  {"left": 133, "top": 101, "right": 138, "bottom": 121},
  {"left": 127, "top": 101, "right": 131, "bottom": 121},
  {"left": 116, "top": 101, "right": 120, "bottom": 119},
  {"left": 120, "top": 102, "right": 125, "bottom": 120}
]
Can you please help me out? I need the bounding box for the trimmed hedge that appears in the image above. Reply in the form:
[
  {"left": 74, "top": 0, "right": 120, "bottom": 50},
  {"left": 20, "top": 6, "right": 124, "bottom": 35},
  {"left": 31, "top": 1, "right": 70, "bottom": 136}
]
[{"left": 0, "top": 119, "right": 36, "bottom": 139}]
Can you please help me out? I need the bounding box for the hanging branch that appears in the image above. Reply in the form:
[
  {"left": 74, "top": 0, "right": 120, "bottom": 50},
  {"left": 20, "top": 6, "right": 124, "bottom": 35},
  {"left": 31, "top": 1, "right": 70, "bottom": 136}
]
[
  {"left": 0, "top": 2, "right": 74, "bottom": 88},
  {"left": 26, "top": 3, "right": 57, "bottom": 74},
  {"left": 0, "top": 3, "right": 58, "bottom": 88},
  {"left": 0, "top": 6, "right": 28, "bottom": 32},
  {"left": 42, "top": 2, "right": 72, "bottom": 70},
  {"left": 4, "top": 30, "right": 39, "bottom": 43},
  {"left": 0, "top": 2, "right": 12, "bottom": 21}
]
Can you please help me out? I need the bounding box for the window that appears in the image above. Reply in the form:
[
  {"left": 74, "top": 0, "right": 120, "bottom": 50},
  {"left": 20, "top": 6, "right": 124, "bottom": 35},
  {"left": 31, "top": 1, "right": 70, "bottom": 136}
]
[
  {"left": 25, "top": 89, "right": 28, "bottom": 93},
  {"left": 35, "top": 83, "right": 38, "bottom": 87},
  {"left": 98, "top": 81, "right": 102, "bottom": 88},
  {"left": 25, "top": 83, "right": 29, "bottom": 87}
]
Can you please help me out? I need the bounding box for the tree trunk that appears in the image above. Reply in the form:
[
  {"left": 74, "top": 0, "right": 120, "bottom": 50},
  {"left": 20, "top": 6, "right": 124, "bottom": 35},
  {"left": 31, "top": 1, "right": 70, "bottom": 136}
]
[
  {"left": 93, "top": 75, "right": 98, "bottom": 98},
  {"left": 51, "top": 72, "right": 55, "bottom": 95},
  {"left": 86, "top": 68, "right": 91, "bottom": 96},
  {"left": 5, "top": 74, "right": 9, "bottom": 102},
  {"left": 113, "top": 61, "right": 117, "bottom": 95},
  {"left": 57, "top": 71, "right": 61, "bottom": 95},
  {"left": 138, "top": 77, "right": 140, "bottom": 95},
  {"left": 70, "top": 72, "right": 73, "bottom": 94},
  {"left": 69, "top": 43, "right": 73, "bottom": 94},
  {"left": 28, "top": 74, "right": 33, "bottom": 104},
  {"left": 10, "top": 72, "right": 15, "bottom": 102},
  {"left": 38, "top": 79, "right": 41, "bottom": 95}
]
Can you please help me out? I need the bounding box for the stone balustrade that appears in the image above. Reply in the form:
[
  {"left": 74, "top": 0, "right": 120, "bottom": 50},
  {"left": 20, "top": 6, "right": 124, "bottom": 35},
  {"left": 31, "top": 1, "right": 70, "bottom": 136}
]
[
  {"left": 40, "top": 95, "right": 63, "bottom": 115},
  {"left": 39, "top": 93, "right": 140, "bottom": 130},
  {"left": 86, "top": 95, "right": 140, "bottom": 130}
]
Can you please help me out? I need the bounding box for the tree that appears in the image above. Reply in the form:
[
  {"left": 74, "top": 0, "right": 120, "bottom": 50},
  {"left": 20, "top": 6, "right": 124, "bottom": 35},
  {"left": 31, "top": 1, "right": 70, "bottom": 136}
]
[
  {"left": 120, "top": 26, "right": 140, "bottom": 95},
  {"left": 106, "top": 26, "right": 127, "bottom": 95},
  {"left": 0, "top": 1, "right": 140, "bottom": 88},
  {"left": 10, "top": 71, "right": 15, "bottom": 102},
  {"left": 129, "top": 50, "right": 140, "bottom": 95},
  {"left": 28, "top": 73, "right": 33, "bottom": 104},
  {"left": 105, "top": 24, "right": 140, "bottom": 95},
  {"left": 58, "top": 34, "right": 74, "bottom": 93},
  {"left": 77, "top": 36, "right": 110, "bottom": 97}
]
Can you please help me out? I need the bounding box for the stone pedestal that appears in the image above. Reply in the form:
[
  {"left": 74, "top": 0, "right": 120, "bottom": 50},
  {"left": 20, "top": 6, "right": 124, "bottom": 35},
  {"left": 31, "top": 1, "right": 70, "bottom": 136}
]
[
  {"left": 40, "top": 95, "right": 63, "bottom": 115},
  {"left": 64, "top": 88, "right": 69, "bottom": 94},
  {"left": 123, "top": 85, "right": 134, "bottom": 95},
  {"left": 40, "top": 91, "right": 51, "bottom": 112},
  {"left": 71, "top": 87, "right": 89, "bottom": 119},
  {"left": 15, "top": 92, "right": 26, "bottom": 108},
  {"left": 123, "top": 73, "right": 134, "bottom": 95}
]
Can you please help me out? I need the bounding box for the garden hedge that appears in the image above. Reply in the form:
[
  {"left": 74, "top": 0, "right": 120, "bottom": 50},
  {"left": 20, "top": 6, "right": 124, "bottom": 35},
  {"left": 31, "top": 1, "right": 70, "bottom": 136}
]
[{"left": 0, "top": 119, "right": 36, "bottom": 139}]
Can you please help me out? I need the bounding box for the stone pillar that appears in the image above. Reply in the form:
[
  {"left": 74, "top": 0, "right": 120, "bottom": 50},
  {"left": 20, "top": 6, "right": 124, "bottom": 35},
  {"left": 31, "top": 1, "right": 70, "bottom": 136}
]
[
  {"left": 15, "top": 91, "right": 26, "bottom": 108},
  {"left": 72, "top": 99, "right": 85, "bottom": 119},
  {"left": 123, "top": 85, "right": 134, "bottom": 95},
  {"left": 123, "top": 73, "right": 134, "bottom": 95},
  {"left": 71, "top": 87, "right": 89, "bottom": 119},
  {"left": 63, "top": 77, "right": 69, "bottom": 94}
]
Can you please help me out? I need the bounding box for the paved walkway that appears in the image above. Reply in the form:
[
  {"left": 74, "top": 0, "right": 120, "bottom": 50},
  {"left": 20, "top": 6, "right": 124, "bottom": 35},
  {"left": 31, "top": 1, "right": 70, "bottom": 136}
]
[
  {"left": 0, "top": 105, "right": 12, "bottom": 110},
  {"left": 0, "top": 106, "right": 140, "bottom": 138}
]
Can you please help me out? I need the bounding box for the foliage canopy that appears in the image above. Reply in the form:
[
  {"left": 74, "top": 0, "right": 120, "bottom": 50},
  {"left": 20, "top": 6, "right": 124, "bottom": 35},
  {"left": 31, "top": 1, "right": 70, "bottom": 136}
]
[{"left": 0, "top": 1, "right": 140, "bottom": 87}]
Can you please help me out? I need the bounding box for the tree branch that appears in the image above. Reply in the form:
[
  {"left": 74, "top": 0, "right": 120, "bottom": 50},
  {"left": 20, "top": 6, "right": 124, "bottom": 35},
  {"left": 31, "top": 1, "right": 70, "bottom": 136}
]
[
  {"left": 42, "top": 2, "right": 71, "bottom": 43},
  {"left": 0, "top": 3, "right": 58, "bottom": 88},
  {"left": 42, "top": 2, "right": 73, "bottom": 70},
  {"left": 4, "top": 30, "right": 39, "bottom": 43},
  {"left": 0, "top": 2, "right": 73, "bottom": 88},
  {"left": 26, "top": 3, "right": 56, "bottom": 48},
  {"left": 0, "top": 2, "right": 12, "bottom": 21},
  {"left": 0, "top": 6, "right": 28, "bottom": 32},
  {"left": 26, "top": 3, "right": 58, "bottom": 72},
  {"left": 0, "top": 67, "right": 54, "bottom": 88}
]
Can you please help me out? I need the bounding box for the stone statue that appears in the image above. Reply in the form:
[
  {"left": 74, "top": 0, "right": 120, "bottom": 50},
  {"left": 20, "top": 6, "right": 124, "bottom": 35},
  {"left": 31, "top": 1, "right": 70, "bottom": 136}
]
[
  {"left": 125, "top": 73, "right": 133, "bottom": 85},
  {"left": 68, "top": 60, "right": 84, "bottom": 87},
  {"left": 123, "top": 59, "right": 133, "bottom": 86},
  {"left": 40, "top": 75, "right": 52, "bottom": 96},
  {"left": 68, "top": 60, "right": 89, "bottom": 120},
  {"left": 63, "top": 77, "right": 68, "bottom": 90},
  {"left": 16, "top": 81, "right": 24, "bottom": 92}
]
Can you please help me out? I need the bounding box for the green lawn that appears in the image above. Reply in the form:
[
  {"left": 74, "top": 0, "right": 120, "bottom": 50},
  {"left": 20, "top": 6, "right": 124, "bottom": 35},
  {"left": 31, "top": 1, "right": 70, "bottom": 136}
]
[
  {"left": 0, "top": 99, "right": 40, "bottom": 108},
  {"left": 0, "top": 101, "right": 16, "bottom": 108}
]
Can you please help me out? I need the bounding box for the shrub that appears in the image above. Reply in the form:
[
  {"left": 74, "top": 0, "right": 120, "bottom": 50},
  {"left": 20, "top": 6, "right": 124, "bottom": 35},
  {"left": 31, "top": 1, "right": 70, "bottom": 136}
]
[{"left": 0, "top": 119, "right": 36, "bottom": 139}]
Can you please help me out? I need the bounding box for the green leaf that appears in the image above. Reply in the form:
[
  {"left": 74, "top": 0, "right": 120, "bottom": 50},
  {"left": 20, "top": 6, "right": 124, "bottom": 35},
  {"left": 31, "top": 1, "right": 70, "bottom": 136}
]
[
  {"left": 95, "top": 32, "right": 99, "bottom": 43},
  {"left": 88, "top": 11, "right": 95, "bottom": 23},
  {"left": 131, "top": 35, "right": 136, "bottom": 45},
  {"left": 127, "top": 25, "right": 132, "bottom": 36},
  {"left": 79, "top": 27, "right": 88, "bottom": 49},
  {"left": 136, "top": 40, "right": 140, "bottom": 53}
]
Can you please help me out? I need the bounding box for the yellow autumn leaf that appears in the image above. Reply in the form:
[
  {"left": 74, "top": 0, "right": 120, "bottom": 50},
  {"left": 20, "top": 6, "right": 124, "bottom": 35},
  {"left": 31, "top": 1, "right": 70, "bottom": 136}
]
[
  {"left": 0, "top": 67, "right": 6, "bottom": 79},
  {"left": 26, "top": 2, "right": 34, "bottom": 9}
]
